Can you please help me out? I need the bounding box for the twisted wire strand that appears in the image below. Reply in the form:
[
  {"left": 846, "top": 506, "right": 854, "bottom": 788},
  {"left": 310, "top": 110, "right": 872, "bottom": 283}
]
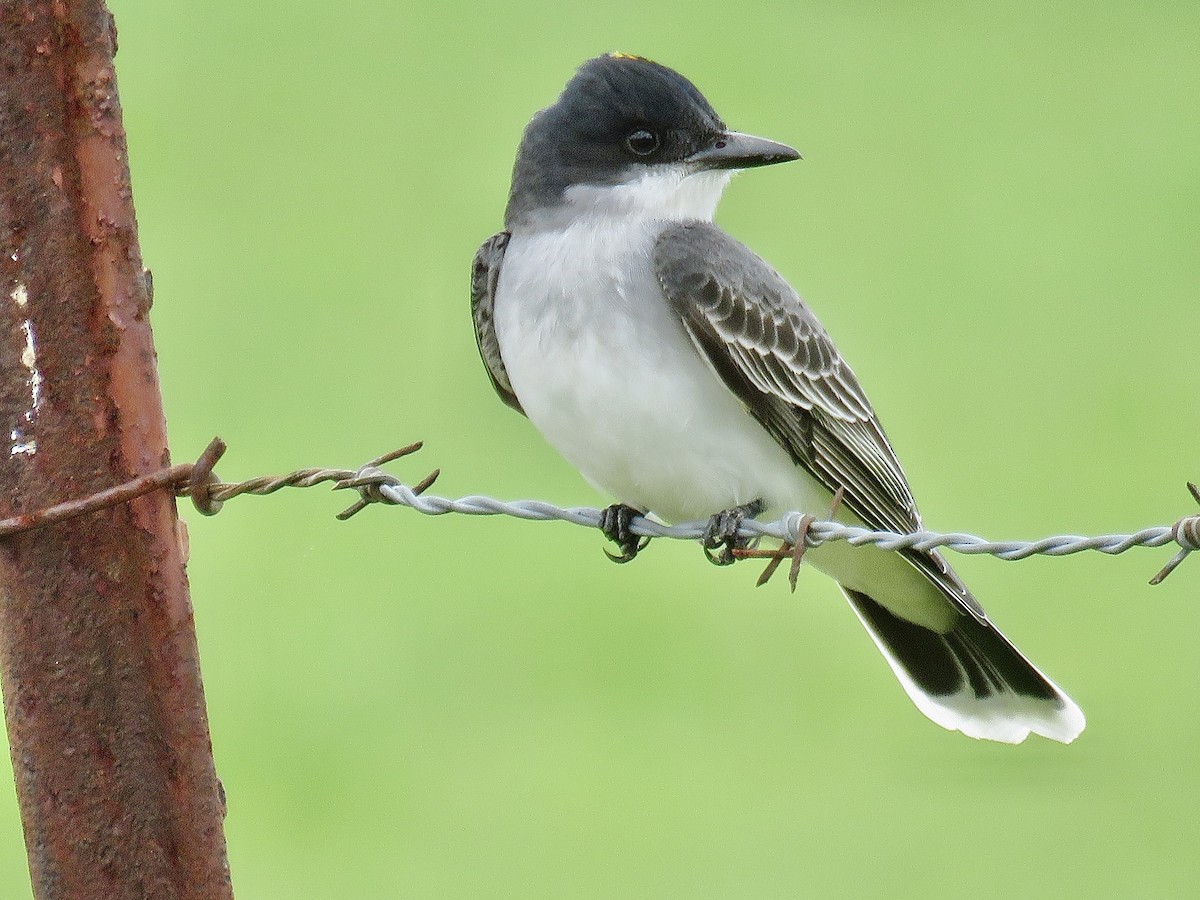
[
  {"left": 183, "top": 437, "right": 1197, "bottom": 583},
  {"left": 361, "top": 477, "right": 1192, "bottom": 562},
  {"left": 4, "top": 437, "right": 1189, "bottom": 584},
  {"left": 167, "top": 435, "right": 1199, "bottom": 584}
]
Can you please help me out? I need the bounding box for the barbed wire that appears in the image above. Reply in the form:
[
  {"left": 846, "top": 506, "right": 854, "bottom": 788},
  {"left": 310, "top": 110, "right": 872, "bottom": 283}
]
[
  {"left": 2, "top": 438, "right": 1195, "bottom": 586},
  {"left": 340, "top": 463, "right": 1199, "bottom": 586}
]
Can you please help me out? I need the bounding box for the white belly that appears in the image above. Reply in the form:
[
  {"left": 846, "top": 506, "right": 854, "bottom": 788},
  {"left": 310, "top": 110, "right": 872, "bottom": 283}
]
[
  {"left": 492, "top": 220, "right": 825, "bottom": 524},
  {"left": 490, "top": 218, "right": 958, "bottom": 629}
]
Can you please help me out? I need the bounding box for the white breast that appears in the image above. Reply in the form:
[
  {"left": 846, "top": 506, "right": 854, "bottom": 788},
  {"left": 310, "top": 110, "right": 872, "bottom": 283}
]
[{"left": 492, "top": 218, "right": 819, "bottom": 524}]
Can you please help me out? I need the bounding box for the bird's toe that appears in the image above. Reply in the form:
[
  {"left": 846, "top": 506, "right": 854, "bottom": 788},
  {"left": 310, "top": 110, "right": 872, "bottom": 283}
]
[
  {"left": 599, "top": 503, "right": 650, "bottom": 563},
  {"left": 702, "top": 498, "right": 765, "bottom": 566}
]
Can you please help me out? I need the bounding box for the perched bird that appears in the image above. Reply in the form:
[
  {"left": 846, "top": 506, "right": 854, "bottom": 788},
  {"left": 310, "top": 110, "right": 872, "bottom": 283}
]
[{"left": 471, "top": 53, "right": 1084, "bottom": 743}]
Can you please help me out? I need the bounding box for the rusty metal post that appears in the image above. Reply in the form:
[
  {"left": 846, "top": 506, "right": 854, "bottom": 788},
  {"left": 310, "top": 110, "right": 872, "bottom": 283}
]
[{"left": 0, "top": 2, "right": 233, "bottom": 898}]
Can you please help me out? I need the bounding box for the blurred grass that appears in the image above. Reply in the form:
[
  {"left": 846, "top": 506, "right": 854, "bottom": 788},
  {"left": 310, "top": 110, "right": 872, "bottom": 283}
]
[{"left": 3, "top": 1, "right": 1198, "bottom": 896}]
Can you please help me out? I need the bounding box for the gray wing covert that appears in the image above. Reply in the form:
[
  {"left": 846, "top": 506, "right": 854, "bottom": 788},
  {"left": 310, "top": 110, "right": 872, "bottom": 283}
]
[
  {"left": 655, "top": 222, "right": 918, "bottom": 534},
  {"left": 471, "top": 232, "right": 524, "bottom": 415},
  {"left": 655, "top": 222, "right": 979, "bottom": 616}
]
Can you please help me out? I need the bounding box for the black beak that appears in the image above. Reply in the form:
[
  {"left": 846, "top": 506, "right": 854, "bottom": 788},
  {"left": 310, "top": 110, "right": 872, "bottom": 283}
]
[{"left": 686, "top": 131, "right": 801, "bottom": 171}]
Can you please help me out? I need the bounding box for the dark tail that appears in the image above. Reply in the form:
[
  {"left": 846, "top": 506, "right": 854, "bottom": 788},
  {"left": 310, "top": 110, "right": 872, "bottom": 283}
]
[{"left": 842, "top": 588, "right": 1084, "bottom": 743}]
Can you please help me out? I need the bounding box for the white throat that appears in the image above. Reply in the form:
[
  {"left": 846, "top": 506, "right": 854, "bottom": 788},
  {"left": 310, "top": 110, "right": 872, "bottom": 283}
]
[{"left": 525, "top": 166, "right": 734, "bottom": 232}]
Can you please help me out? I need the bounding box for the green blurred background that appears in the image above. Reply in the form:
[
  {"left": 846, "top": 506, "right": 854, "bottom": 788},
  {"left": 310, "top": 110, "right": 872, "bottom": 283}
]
[{"left": 4, "top": 1, "right": 1199, "bottom": 896}]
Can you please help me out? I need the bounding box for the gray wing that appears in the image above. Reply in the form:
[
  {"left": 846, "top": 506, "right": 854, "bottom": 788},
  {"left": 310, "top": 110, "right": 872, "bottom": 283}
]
[
  {"left": 655, "top": 222, "right": 978, "bottom": 615},
  {"left": 471, "top": 232, "right": 524, "bottom": 415}
]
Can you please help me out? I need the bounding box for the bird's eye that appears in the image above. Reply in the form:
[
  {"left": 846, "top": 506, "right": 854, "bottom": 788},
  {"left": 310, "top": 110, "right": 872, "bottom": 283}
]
[{"left": 624, "top": 128, "right": 660, "bottom": 157}]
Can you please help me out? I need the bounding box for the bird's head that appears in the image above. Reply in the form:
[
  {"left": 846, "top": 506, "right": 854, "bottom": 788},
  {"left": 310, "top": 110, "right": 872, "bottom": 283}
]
[{"left": 505, "top": 54, "right": 799, "bottom": 230}]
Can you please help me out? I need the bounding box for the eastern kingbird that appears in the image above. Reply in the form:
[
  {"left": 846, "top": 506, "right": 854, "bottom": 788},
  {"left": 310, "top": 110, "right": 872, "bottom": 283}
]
[{"left": 471, "top": 53, "right": 1084, "bottom": 743}]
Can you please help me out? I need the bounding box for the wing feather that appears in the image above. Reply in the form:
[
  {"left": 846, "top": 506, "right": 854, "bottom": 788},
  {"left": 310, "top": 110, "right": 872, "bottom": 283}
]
[
  {"left": 655, "top": 222, "right": 979, "bottom": 616},
  {"left": 656, "top": 222, "right": 917, "bottom": 531},
  {"left": 470, "top": 232, "right": 524, "bottom": 415}
]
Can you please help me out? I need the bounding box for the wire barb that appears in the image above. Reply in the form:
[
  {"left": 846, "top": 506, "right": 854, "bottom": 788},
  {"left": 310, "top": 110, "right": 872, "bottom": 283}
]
[
  {"left": 1148, "top": 482, "right": 1200, "bottom": 585},
  {"left": 735, "top": 487, "right": 847, "bottom": 590},
  {"left": 186, "top": 437, "right": 228, "bottom": 516},
  {"left": 333, "top": 444, "right": 440, "bottom": 521}
]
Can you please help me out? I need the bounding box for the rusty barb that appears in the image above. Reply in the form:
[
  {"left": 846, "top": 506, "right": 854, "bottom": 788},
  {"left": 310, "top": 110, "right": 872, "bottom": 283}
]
[
  {"left": 732, "top": 487, "right": 846, "bottom": 591},
  {"left": 0, "top": 437, "right": 1195, "bottom": 587}
]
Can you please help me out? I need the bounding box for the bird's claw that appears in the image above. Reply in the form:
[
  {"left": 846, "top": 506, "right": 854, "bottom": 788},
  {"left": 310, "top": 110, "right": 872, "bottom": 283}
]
[
  {"left": 599, "top": 503, "right": 650, "bottom": 564},
  {"left": 702, "top": 498, "right": 765, "bottom": 566}
]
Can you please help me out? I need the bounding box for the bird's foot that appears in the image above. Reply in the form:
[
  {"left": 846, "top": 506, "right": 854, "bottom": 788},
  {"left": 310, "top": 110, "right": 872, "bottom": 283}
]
[
  {"left": 702, "top": 498, "right": 765, "bottom": 566},
  {"left": 599, "top": 503, "right": 650, "bottom": 564}
]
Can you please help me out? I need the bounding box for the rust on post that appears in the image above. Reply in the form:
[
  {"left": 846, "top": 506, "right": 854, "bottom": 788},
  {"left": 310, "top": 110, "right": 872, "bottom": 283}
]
[{"left": 0, "top": 3, "right": 232, "bottom": 898}]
